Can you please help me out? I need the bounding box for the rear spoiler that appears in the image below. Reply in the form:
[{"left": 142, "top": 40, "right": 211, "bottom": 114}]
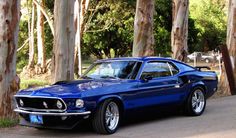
[{"left": 195, "top": 66, "right": 211, "bottom": 71}]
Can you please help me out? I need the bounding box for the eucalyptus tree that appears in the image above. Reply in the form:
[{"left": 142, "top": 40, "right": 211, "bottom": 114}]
[
  {"left": 132, "top": 0, "right": 155, "bottom": 57},
  {"left": 220, "top": 0, "right": 236, "bottom": 95},
  {"left": 0, "top": 0, "right": 20, "bottom": 119},
  {"left": 74, "top": 0, "right": 90, "bottom": 77},
  {"left": 36, "top": 0, "right": 46, "bottom": 72},
  {"left": 171, "top": 0, "right": 189, "bottom": 61},
  {"left": 28, "top": 2, "right": 35, "bottom": 69},
  {"left": 52, "top": 0, "right": 75, "bottom": 83}
]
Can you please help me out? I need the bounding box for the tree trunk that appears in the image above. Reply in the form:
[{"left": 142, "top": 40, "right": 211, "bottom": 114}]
[
  {"left": 36, "top": 0, "right": 46, "bottom": 71},
  {"left": 74, "top": 0, "right": 82, "bottom": 78},
  {"left": 52, "top": 0, "right": 76, "bottom": 83},
  {"left": 220, "top": 0, "right": 236, "bottom": 95},
  {"left": 28, "top": 3, "right": 36, "bottom": 69},
  {"left": 132, "top": 0, "right": 155, "bottom": 57},
  {"left": 0, "top": 0, "right": 20, "bottom": 119},
  {"left": 33, "top": 0, "right": 54, "bottom": 36},
  {"left": 171, "top": 0, "right": 189, "bottom": 62},
  {"left": 74, "top": 0, "right": 90, "bottom": 78},
  {"left": 27, "top": 0, "right": 31, "bottom": 54}
]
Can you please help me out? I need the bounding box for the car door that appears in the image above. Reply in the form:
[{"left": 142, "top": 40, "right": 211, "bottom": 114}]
[{"left": 132, "top": 61, "right": 185, "bottom": 107}]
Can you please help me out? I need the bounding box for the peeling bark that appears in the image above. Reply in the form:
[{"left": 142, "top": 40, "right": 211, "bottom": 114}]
[
  {"left": 132, "top": 0, "right": 155, "bottom": 57},
  {"left": 52, "top": 0, "right": 76, "bottom": 83},
  {"left": 220, "top": 0, "right": 236, "bottom": 95},
  {"left": 28, "top": 3, "right": 35, "bottom": 69},
  {"left": 0, "top": 0, "right": 20, "bottom": 119},
  {"left": 171, "top": 0, "right": 189, "bottom": 62},
  {"left": 74, "top": 0, "right": 90, "bottom": 78},
  {"left": 33, "top": 0, "right": 54, "bottom": 36},
  {"left": 36, "top": 0, "right": 46, "bottom": 71}
]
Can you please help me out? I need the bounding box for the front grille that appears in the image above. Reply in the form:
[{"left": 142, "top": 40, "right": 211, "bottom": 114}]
[{"left": 15, "top": 97, "right": 66, "bottom": 112}]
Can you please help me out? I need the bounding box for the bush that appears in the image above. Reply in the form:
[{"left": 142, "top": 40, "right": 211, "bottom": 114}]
[
  {"left": 20, "top": 79, "right": 50, "bottom": 90},
  {"left": 0, "top": 118, "right": 18, "bottom": 128}
]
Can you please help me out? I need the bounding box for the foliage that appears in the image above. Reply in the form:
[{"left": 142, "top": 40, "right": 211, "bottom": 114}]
[
  {"left": 82, "top": 0, "right": 135, "bottom": 58},
  {"left": 154, "top": 0, "right": 172, "bottom": 56},
  {"left": 189, "top": 0, "right": 227, "bottom": 52},
  {"left": 20, "top": 79, "right": 50, "bottom": 89},
  {"left": 188, "top": 18, "right": 200, "bottom": 53},
  {"left": 17, "top": 20, "right": 29, "bottom": 69},
  {"left": 17, "top": 0, "right": 54, "bottom": 70},
  {"left": 16, "top": 0, "right": 227, "bottom": 71},
  {"left": 82, "top": 0, "right": 200, "bottom": 58},
  {"left": 0, "top": 118, "right": 18, "bottom": 128},
  {"left": 154, "top": 0, "right": 200, "bottom": 56}
]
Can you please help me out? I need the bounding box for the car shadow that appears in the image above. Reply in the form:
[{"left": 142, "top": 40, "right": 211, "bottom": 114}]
[
  {"left": 120, "top": 107, "right": 183, "bottom": 127},
  {"left": 42, "top": 107, "right": 185, "bottom": 135}
]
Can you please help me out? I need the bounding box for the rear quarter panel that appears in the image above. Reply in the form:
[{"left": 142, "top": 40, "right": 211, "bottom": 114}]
[
  {"left": 174, "top": 61, "right": 218, "bottom": 98},
  {"left": 180, "top": 70, "right": 218, "bottom": 98}
]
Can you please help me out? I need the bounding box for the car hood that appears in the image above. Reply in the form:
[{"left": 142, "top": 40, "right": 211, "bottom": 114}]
[{"left": 16, "top": 79, "right": 124, "bottom": 98}]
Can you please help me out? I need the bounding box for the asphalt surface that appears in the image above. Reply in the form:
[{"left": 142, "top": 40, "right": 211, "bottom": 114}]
[{"left": 1, "top": 95, "right": 236, "bottom": 138}]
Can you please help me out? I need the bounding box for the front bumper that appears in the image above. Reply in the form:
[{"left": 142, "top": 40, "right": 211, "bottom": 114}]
[
  {"left": 14, "top": 108, "right": 91, "bottom": 116},
  {"left": 14, "top": 108, "right": 91, "bottom": 129}
]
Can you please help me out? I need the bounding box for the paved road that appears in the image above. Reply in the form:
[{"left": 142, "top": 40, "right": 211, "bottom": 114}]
[{"left": 1, "top": 96, "right": 236, "bottom": 138}]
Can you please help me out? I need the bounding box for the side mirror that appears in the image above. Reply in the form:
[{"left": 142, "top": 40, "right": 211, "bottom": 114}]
[{"left": 142, "top": 75, "right": 153, "bottom": 82}]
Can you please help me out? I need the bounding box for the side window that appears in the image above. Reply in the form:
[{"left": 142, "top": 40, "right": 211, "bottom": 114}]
[
  {"left": 129, "top": 62, "right": 142, "bottom": 79},
  {"left": 168, "top": 62, "right": 179, "bottom": 75},
  {"left": 141, "top": 62, "right": 172, "bottom": 79}
]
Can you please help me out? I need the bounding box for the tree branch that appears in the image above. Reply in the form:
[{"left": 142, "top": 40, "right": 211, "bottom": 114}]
[{"left": 33, "top": 0, "right": 54, "bottom": 36}]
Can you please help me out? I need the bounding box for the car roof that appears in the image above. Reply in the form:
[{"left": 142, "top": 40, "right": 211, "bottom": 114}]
[{"left": 96, "top": 56, "right": 180, "bottom": 63}]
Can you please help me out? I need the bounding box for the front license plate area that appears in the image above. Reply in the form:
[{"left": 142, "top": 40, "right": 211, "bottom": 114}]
[{"left": 29, "top": 115, "right": 43, "bottom": 124}]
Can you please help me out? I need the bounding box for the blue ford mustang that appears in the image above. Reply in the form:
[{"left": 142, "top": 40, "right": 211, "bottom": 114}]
[{"left": 14, "top": 57, "right": 218, "bottom": 134}]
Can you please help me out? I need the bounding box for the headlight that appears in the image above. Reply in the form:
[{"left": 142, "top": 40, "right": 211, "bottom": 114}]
[
  {"left": 75, "top": 99, "right": 84, "bottom": 108},
  {"left": 56, "top": 100, "right": 63, "bottom": 109},
  {"left": 19, "top": 99, "right": 24, "bottom": 107}
]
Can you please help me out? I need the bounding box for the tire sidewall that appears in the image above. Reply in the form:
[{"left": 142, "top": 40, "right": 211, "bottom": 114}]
[
  {"left": 102, "top": 100, "right": 120, "bottom": 134},
  {"left": 187, "top": 87, "right": 206, "bottom": 116}
]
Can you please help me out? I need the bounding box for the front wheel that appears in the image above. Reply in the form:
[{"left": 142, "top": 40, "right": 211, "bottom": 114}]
[
  {"left": 92, "top": 100, "right": 120, "bottom": 134},
  {"left": 185, "top": 88, "right": 206, "bottom": 116}
]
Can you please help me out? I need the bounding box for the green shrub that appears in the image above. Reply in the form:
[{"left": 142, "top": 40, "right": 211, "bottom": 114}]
[
  {"left": 0, "top": 118, "right": 18, "bottom": 128},
  {"left": 20, "top": 79, "right": 50, "bottom": 90}
]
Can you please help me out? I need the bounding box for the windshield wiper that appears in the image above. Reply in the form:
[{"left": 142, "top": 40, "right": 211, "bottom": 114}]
[{"left": 100, "top": 75, "right": 119, "bottom": 79}]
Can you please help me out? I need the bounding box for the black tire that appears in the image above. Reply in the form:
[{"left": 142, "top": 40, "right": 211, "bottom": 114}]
[
  {"left": 92, "top": 99, "right": 120, "bottom": 134},
  {"left": 185, "top": 87, "right": 206, "bottom": 116}
]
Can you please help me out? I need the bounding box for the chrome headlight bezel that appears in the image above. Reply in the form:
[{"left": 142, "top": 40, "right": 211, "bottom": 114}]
[
  {"left": 56, "top": 100, "right": 63, "bottom": 109},
  {"left": 19, "top": 99, "right": 24, "bottom": 107},
  {"left": 75, "top": 99, "right": 84, "bottom": 108}
]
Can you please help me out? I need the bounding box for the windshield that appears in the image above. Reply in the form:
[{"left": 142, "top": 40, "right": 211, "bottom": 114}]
[{"left": 83, "top": 61, "right": 141, "bottom": 80}]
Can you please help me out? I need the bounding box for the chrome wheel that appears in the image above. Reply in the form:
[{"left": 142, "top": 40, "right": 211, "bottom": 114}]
[
  {"left": 105, "top": 102, "right": 119, "bottom": 131},
  {"left": 191, "top": 89, "right": 205, "bottom": 113}
]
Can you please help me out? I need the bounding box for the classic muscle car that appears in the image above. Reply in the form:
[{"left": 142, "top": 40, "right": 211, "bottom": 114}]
[{"left": 14, "top": 57, "right": 218, "bottom": 134}]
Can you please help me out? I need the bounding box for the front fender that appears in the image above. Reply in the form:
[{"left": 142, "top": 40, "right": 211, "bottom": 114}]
[{"left": 97, "top": 95, "right": 123, "bottom": 107}]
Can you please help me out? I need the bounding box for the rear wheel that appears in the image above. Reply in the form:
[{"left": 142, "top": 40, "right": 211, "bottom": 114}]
[
  {"left": 92, "top": 100, "right": 120, "bottom": 134},
  {"left": 185, "top": 88, "right": 206, "bottom": 116}
]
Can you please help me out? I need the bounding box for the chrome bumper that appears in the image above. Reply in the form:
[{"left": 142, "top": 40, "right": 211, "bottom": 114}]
[{"left": 14, "top": 108, "right": 91, "bottom": 116}]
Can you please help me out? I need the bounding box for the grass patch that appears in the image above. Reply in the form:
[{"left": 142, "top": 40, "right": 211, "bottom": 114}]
[
  {"left": 20, "top": 79, "right": 50, "bottom": 90},
  {"left": 0, "top": 118, "right": 18, "bottom": 128}
]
